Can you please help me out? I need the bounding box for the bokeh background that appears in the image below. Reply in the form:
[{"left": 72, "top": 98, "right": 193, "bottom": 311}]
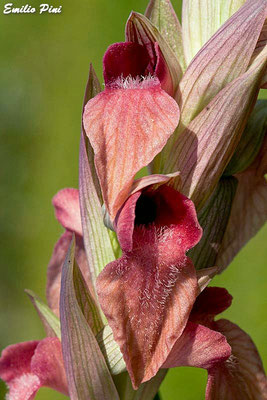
[{"left": 0, "top": 0, "right": 266, "bottom": 398}]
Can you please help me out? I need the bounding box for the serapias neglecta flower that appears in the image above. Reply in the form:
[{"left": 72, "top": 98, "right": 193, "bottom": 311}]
[{"left": 1, "top": 0, "right": 267, "bottom": 399}]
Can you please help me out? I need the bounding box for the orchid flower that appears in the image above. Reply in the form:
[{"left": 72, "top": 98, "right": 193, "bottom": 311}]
[{"left": 1, "top": 0, "right": 267, "bottom": 399}]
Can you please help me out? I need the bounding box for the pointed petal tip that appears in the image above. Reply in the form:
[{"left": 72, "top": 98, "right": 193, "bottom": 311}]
[
  {"left": 162, "top": 321, "right": 231, "bottom": 370},
  {"left": 52, "top": 188, "right": 82, "bottom": 236},
  {"left": 83, "top": 81, "right": 179, "bottom": 220}
]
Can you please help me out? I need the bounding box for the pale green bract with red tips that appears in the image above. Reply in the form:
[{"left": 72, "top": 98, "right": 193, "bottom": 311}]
[{"left": 1, "top": 0, "right": 267, "bottom": 399}]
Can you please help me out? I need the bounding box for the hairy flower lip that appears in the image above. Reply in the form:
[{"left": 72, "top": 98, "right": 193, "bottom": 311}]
[{"left": 97, "top": 181, "right": 202, "bottom": 387}]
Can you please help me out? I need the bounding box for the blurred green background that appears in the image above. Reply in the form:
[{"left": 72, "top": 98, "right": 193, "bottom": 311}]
[{"left": 0, "top": 0, "right": 266, "bottom": 399}]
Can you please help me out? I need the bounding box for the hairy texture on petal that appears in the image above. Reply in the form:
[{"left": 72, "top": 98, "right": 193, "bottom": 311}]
[
  {"left": 46, "top": 231, "right": 91, "bottom": 317},
  {"left": 83, "top": 79, "right": 179, "bottom": 220},
  {"left": 7, "top": 374, "right": 40, "bottom": 400},
  {"left": 52, "top": 188, "right": 82, "bottom": 236},
  {"left": 97, "top": 236, "right": 198, "bottom": 388},
  {"left": 182, "top": 0, "right": 246, "bottom": 66},
  {"left": 145, "top": 0, "right": 186, "bottom": 71},
  {"left": 162, "top": 321, "right": 231, "bottom": 369},
  {"left": 0, "top": 339, "right": 68, "bottom": 400},
  {"left": 103, "top": 42, "right": 150, "bottom": 85},
  {"left": 179, "top": 0, "right": 266, "bottom": 131},
  {"left": 97, "top": 187, "right": 201, "bottom": 388},
  {"left": 190, "top": 287, "right": 233, "bottom": 326},
  {"left": 206, "top": 319, "right": 267, "bottom": 400}
]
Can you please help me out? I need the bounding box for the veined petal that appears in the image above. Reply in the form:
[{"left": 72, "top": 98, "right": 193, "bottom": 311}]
[
  {"left": 165, "top": 45, "right": 267, "bottom": 210},
  {"left": 26, "top": 290, "right": 61, "bottom": 339},
  {"left": 145, "top": 0, "right": 186, "bottom": 71},
  {"left": 206, "top": 319, "right": 267, "bottom": 399},
  {"left": 80, "top": 68, "right": 116, "bottom": 285},
  {"left": 182, "top": 0, "right": 246, "bottom": 66},
  {"left": 217, "top": 134, "right": 267, "bottom": 270},
  {"left": 46, "top": 231, "right": 91, "bottom": 317},
  {"left": 97, "top": 244, "right": 197, "bottom": 388},
  {"left": 83, "top": 78, "right": 179, "bottom": 220},
  {"left": 0, "top": 338, "right": 68, "bottom": 400},
  {"left": 162, "top": 321, "right": 231, "bottom": 369},
  {"left": 81, "top": 64, "right": 103, "bottom": 201},
  {"left": 52, "top": 188, "right": 82, "bottom": 236},
  {"left": 179, "top": 0, "right": 266, "bottom": 131},
  {"left": 224, "top": 100, "right": 267, "bottom": 176},
  {"left": 60, "top": 239, "right": 119, "bottom": 400},
  {"left": 188, "top": 177, "right": 237, "bottom": 270},
  {"left": 126, "top": 11, "right": 183, "bottom": 94},
  {"left": 250, "top": 20, "right": 267, "bottom": 87},
  {"left": 216, "top": 170, "right": 267, "bottom": 271},
  {"left": 97, "top": 185, "right": 201, "bottom": 387}
]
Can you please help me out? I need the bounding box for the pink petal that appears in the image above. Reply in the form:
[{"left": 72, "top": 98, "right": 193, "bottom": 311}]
[
  {"left": 0, "top": 341, "right": 38, "bottom": 383},
  {"left": 52, "top": 188, "right": 82, "bottom": 236},
  {"left": 31, "top": 338, "right": 68, "bottom": 395},
  {"left": 8, "top": 374, "right": 40, "bottom": 400},
  {"left": 206, "top": 319, "right": 267, "bottom": 399},
  {"left": 83, "top": 78, "right": 179, "bottom": 220},
  {"left": 97, "top": 243, "right": 198, "bottom": 388},
  {"left": 162, "top": 321, "right": 231, "bottom": 370},
  {"left": 154, "top": 42, "right": 174, "bottom": 95},
  {"left": 126, "top": 11, "right": 183, "bottom": 93},
  {"left": 0, "top": 339, "right": 68, "bottom": 399},
  {"left": 129, "top": 172, "right": 180, "bottom": 195},
  {"left": 97, "top": 187, "right": 201, "bottom": 387},
  {"left": 190, "top": 287, "right": 233, "bottom": 326},
  {"left": 115, "top": 191, "right": 141, "bottom": 252},
  {"left": 103, "top": 42, "right": 150, "bottom": 85},
  {"left": 116, "top": 183, "right": 202, "bottom": 252},
  {"left": 46, "top": 231, "right": 91, "bottom": 317}
]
